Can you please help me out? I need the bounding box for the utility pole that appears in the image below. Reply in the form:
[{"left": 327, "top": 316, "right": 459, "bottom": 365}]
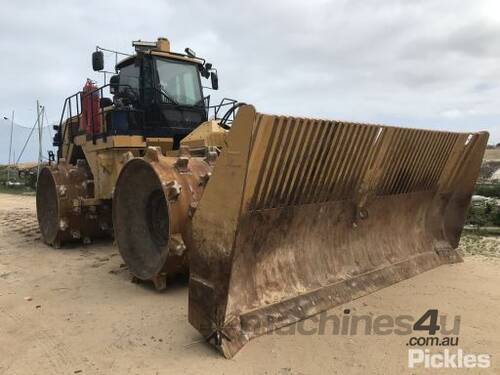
[
  {"left": 36, "top": 101, "right": 43, "bottom": 177},
  {"left": 7, "top": 110, "right": 14, "bottom": 181}
]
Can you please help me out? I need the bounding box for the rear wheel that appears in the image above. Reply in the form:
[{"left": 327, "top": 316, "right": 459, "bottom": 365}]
[
  {"left": 36, "top": 163, "right": 111, "bottom": 247},
  {"left": 36, "top": 168, "right": 60, "bottom": 245}
]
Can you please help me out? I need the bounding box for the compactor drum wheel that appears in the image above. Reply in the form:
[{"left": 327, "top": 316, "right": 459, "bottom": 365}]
[
  {"left": 113, "top": 147, "right": 213, "bottom": 290},
  {"left": 36, "top": 160, "right": 111, "bottom": 247}
]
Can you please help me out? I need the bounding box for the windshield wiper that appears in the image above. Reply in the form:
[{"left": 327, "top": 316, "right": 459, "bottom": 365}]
[
  {"left": 156, "top": 87, "right": 205, "bottom": 110},
  {"left": 158, "top": 88, "right": 179, "bottom": 106}
]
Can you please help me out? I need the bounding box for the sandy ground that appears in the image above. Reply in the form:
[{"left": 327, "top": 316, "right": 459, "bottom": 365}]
[
  {"left": 0, "top": 193, "right": 499, "bottom": 375},
  {"left": 484, "top": 148, "right": 500, "bottom": 161}
]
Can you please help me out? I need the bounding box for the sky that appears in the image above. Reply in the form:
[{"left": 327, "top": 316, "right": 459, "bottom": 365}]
[{"left": 0, "top": 0, "right": 499, "bottom": 163}]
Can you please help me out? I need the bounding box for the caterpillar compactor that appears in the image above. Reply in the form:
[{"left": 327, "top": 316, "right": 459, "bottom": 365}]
[{"left": 37, "top": 37, "right": 489, "bottom": 358}]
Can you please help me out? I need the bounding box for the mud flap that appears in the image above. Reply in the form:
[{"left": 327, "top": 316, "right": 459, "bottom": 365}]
[{"left": 188, "top": 105, "right": 488, "bottom": 358}]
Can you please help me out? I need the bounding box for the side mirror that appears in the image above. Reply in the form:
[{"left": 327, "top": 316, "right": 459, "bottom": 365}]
[
  {"left": 92, "top": 51, "right": 104, "bottom": 71},
  {"left": 109, "top": 74, "right": 119, "bottom": 94},
  {"left": 211, "top": 71, "right": 219, "bottom": 90}
]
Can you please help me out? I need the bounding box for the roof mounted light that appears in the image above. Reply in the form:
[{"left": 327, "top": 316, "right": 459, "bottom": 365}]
[
  {"left": 132, "top": 40, "right": 158, "bottom": 53},
  {"left": 185, "top": 48, "right": 196, "bottom": 58},
  {"left": 132, "top": 37, "right": 170, "bottom": 53}
]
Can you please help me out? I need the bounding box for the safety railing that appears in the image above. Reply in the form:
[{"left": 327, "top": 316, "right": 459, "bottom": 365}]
[
  {"left": 204, "top": 97, "right": 238, "bottom": 123},
  {"left": 56, "top": 87, "right": 239, "bottom": 160},
  {"left": 57, "top": 83, "right": 136, "bottom": 160}
]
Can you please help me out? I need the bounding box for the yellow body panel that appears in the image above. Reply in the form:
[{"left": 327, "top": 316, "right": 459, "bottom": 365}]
[
  {"left": 76, "top": 135, "right": 174, "bottom": 199},
  {"left": 75, "top": 135, "right": 146, "bottom": 150},
  {"left": 145, "top": 137, "right": 174, "bottom": 154},
  {"left": 180, "top": 120, "right": 227, "bottom": 150},
  {"left": 66, "top": 122, "right": 220, "bottom": 200}
]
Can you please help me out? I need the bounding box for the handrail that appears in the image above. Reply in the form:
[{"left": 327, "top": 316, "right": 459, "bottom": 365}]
[
  {"left": 206, "top": 98, "right": 239, "bottom": 123},
  {"left": 58, "top": 83, "right": 135, "bottom": 157},
  {"left": 56, "top": 85, "right": 238, "bottom": 161},
  {"left": 58, "top": 91, "right": 81, "bottom": 161}
]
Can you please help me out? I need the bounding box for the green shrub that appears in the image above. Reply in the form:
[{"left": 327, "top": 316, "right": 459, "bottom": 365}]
[
  {"left": 466, "top": 200, "right": 500, "bottom": 228},
  {"left": 474, "top": 184, "right": 500, "bottom": 198},
  {"left": 493, "top": 211, "right": 500, "bottom": 227}
]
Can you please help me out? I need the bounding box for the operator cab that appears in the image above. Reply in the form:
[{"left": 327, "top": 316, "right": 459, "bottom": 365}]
[{"left": 92, "top": 37, "right": 218, "bottom": 147}]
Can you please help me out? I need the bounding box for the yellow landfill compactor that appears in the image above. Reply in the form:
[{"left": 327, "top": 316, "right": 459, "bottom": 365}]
[{"left": 36, "top": 37, "right": 489, "bottom": 358}]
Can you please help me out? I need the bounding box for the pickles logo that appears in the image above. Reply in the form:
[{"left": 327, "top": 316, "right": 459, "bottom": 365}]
[
  {"left": 406, "top": 309, "right": 490, "bottom": 369},
  {"left": 408, "top": 349, "right": 491, "bottom": 369}
]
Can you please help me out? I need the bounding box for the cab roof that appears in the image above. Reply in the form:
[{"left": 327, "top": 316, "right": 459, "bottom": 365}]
[{"left": 116, "top": 37, "right": 204, "bottom": 70}]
